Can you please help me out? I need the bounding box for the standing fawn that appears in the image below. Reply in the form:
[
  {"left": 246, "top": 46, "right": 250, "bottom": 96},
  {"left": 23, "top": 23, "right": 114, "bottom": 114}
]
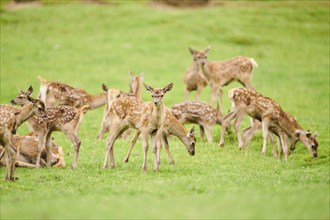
[
  {"left": 0, "top": 135, "right": 65, "bottom": 168},
  {"left": 11, "top": 86, "right": 88, "bottom": 168},
  {"left": 183, "top": 48, "right": 208, "bottom": 100},
  {"left": 219, "top": 88, "right": 318, "bottom": 161},
  {"left": 37, "top": 75, "right": 106, "bottom": 110},
  {"left": 123, "top": 107, "right": 196, "bottom": 165},
  {"left": 96, "top": 72, "right": 144, "bottom": 140},
  {"left": 0, "top": 90, "right": 45, "bottom": 181},
  {"left": 189, "top": 46, "right": 258, "bottom": 115},
  {"left": 171, "top": 100, "right": 222, "bottom": 143},
  {"left": 103, "top": 82, "right": 173, "bottom": 172}
]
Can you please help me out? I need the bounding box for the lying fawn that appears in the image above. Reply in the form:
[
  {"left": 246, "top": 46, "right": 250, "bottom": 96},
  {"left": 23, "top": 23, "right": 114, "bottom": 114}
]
[
  {"left": 11, "top": 86, "right": 88, "bottom": 168},
  {"left": 171, "top": 100, "right": 222, "bottom": 143},
  {"left": 189, "top": 46, "right": 258, "bottom": 115},
  {"left": 184, "top": 48, "right": 207, "bottom": 100},
  {"left": 0, "top": 90, "right": 45, "bottom": 181},
  {"left": 37, "top": 75, "right": 106, "bottom": 110},
  {"left": 0, "top": 135, "right": 65, "bottom": 168},
  {"left": 103, "top": 82, "right": 173, "bottom": 172},
  {"left": 123, "top": 107, "right": 196, "bottom": 165},
  {"left": 96, "top": 72, "right": 144, "bottom": 140},
  {"left": 219, "top": 88, "right": 318, "bottom": 161}
]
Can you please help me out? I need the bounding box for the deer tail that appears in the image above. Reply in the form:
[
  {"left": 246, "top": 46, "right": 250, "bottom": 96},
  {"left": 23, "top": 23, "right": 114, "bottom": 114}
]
[
  {"left": 249, "top": 58, "right": 258, "bottom": 68},
  {"left": 37, "top": 75, "right": 47, "bottom": 85}
]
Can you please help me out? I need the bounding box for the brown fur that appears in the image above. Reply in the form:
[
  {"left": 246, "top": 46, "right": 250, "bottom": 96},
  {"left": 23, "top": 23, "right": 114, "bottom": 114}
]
[
  {"left": 189, "top": 46, "right": 257, "bottom": 115},
  {"left": 219, "top": 88, "right": 318, "bottom": 161},
  {"left": 171, "top": 100, "right": 221, "bottom": 143},
  {"left": 37, "top": 75, "right": 106, "bottom": 110}
]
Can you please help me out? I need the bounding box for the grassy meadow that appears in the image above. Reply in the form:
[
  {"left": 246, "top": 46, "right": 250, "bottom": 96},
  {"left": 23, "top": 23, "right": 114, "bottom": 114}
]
[{"left": 0, "top": 1, "right": 329, "bottom": 219}]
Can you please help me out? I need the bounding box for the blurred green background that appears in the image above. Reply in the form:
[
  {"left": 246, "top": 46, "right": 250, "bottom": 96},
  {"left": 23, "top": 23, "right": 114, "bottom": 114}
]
[{"left": 0, "top": 0, "right": 329, "bottom": 219}]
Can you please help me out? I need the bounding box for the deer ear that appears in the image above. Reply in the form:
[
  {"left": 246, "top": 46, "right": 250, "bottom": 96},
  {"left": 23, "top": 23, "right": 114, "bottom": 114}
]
[
  {"left": 27, "top": 96, "right": 36, "bottom": 103},
  {"left": 163, "top": 83, "right": 173, "bottom": 94},
  {"left": 204, "top": 45, "right": 211, "bottom": 53},
  {"left": 313, "top": 132, "right": 318, "bottom": 138},
  {"left": 143, "top": 83, "right": 154, "bottom": 92},
  {"left": 140, "top": 72, "right": 144, "bottom": 81},
  {"left": 27, "top": 85, "right": 33, "bottom": 95},
  {"left": 102, "top": 84, "right": 108, "bottom": 92},
  {"left": 188, "top": 47, "right": 197, "bottom": 55},
  {"left": 129, "top": 71, "right": 135, "bottom": 81},
  {"left": 189, "top": 126, "right": 195, "bottom": 135}
]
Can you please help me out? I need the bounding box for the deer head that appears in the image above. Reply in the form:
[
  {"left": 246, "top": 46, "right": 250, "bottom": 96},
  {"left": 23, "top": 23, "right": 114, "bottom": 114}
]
[
  {"left": 295, "top": 130, "right": 318, "bottom": 158},
  {"left": 189, "top": 46, "right": 211, "bottom": 66},
  {"left": 143, "top": 83, "right": 173, "bottom": 107},
  {"left": 186, "top": 127, "right": 196, "bottom": 156},
  {"left": 129, "top": 71, "right": 144, "bottom": 96},
  {"left": 11, "top": 85, "right": 33, "bottom": 106}
]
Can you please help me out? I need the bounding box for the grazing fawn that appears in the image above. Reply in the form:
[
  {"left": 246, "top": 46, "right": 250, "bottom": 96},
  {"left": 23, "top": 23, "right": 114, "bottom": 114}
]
[
  {"left": 37, "top": 75, "right": 106, "bottom": 110},
  {"left": 189, "top": 46, "right": 258, "bottom": 115},
  {"left": 183, "top": 48, "right": 208, "bottom": 100},
  {"left": 0, "top": 90, "right": 45, "bottom": 181},
  {"left": 96, "top": 72, "right": 144, "bottom": 139},
  {"left": 0, "top": 135, "right": 65, "bottom": 168},
  {"left": 11, "top": 86, "right": 88, "bottom": 168},
  {"left": 219, "top": 88, "right": 318, "bottom": 161},
  {"left": 123, "top": 107, "right": 196, "bottom": 165},
  {"left": 103, "top": 82, "right": 173, "bottom": 172},
  {"left": 171, "top": 100, "right": 222, "bottom": 143}
]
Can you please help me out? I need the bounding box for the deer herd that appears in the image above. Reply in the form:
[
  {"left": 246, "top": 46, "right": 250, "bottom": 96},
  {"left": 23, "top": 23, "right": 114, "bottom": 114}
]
[{"left": 0, "top": 46, "right": 319, "bottom": 181}]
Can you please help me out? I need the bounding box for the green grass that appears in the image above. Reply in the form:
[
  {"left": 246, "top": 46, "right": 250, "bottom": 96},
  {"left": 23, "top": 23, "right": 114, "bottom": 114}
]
[{"left": 0, "top": 1, "right": 329, "bottom": 219}]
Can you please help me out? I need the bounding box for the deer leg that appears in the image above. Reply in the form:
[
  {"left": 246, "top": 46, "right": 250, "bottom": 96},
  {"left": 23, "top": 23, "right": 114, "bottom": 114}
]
[
  {"left": 163, "top": 134, "right": 174, "bottom": 165},
  {"left": 204, "top": 126, "right": 213, "bottom": 143},
  {"left": 268, "top": 132, "right": 277, "bottom": 157},
  {"left": 242, "top": 119, "right": 261, "bottom": 147},
  {"left": 151, "top": 132, "right": 160, "bottom": 172},
  {"left": 141, "top": 132, "right": 149, "bottom": 172},
  {"left": 217, "top": 89, "right": 223, "bottom": 116},
  {"left": 219, "top": 110, "right": 237, "bottom": 146},
  {"left": 199, "top": 125, "right": 205, "bottom": 142},
  {"left": 36, "top": 132, "right": 47, "bottom": 168},
  {"left": 123, "top": 130, "right": 141, "bottom": 163},
  {"left": 279, "top": 132, "right": 289, "bottom": 162},
  {"left": 184, "top": 88, "right": 190, "bottom": 101},
  {"left": 103, "top": 133, "right": 115, "bottom": 169},
  {"left": 121, "top": 129, "right": 132, "bottom": 140},
  {"left": 96, "top": 118, "right": 109, "bottom": 140},
  {"left": 261, "top": 118, "right": 270, "bottom": 156},
  {"left": 234, "top": 112, "right": 246, "bottom": 149},
  {"left": 45, "top": 132, "right": 52, "bottom": 167},
  {"left": 64, "top": 130, "right": 81, "bottom": 169},
  {"left": 195, "top": 86, "right": 203, "bottom": 100}
]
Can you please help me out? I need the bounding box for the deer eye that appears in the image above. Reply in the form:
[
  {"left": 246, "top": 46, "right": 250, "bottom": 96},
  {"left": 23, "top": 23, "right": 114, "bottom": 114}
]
[{"left": 161, "top": 95, "right": 164, "bottom": 97}]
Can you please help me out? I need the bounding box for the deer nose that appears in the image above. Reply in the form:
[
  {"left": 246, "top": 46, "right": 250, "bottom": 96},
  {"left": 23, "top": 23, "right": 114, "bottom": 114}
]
[
  {"left": 154, "top": 101, "right": 158, "bottom": 106},
  {"left": 10, "top": 99, "right": 15, "bottom": 104},
  {"left": 313, "top": 153, "right": 318, "bottom": 158}
]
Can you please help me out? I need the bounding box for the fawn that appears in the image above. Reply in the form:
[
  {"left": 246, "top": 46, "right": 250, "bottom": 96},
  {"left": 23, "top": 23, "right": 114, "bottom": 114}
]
[
  {"left": 0, "top": 88, "right": 45, "bottom": 181},
  {"left": 171, "top": 100, "right": 222, "bottom": 143},
  {"left": 37, "top": 75, "right": 106, "bottom": 110},
  {"left": 11, "top": 86, "right": 88, "bottom": 169},
  {"left": 96, "top": 72, "right": 144, "bottom": 140},
  {"left": 103, "top": 82, "right": 173, "bottom": 172},
  {"left": 219, "top": 88, "right": 318, "bottom": 161},
  {"left": 123, "top": 107, "right": 196, "bottom": 165},
  {"left": 189, "top": 46, "right": 257, "bottom": 115},
  {"left": 0, "top": 134, "right": 65, "bottom": 168},
  {"left": 183, "top": 48, "right": 208, "bottom": 100}
]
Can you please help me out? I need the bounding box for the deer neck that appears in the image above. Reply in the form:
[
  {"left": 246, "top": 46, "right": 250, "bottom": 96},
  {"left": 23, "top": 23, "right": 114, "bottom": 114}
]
[
  {"left": 131, "top": 80, "right": 142, "bottom": 100},
  {"left": 86, "top": 93, "right": 106, "bottom": 109},
  {"left": 151, "top": 103, "right": 165, "bottom": 128},
  {"left": 278, "top": 112, "right": 301, "bottom": 139},
  {"left": 191, "top": 60, "right": 200, "bottom": 73},
  {"left": 168, "top": 118, "right": 189, "bottom": 143},
  {"left": 200, "top": 62, "right": 211, "bottom": 81},
  {"left": 15, "top": 102, "right": 34, "bottom": 127}
]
